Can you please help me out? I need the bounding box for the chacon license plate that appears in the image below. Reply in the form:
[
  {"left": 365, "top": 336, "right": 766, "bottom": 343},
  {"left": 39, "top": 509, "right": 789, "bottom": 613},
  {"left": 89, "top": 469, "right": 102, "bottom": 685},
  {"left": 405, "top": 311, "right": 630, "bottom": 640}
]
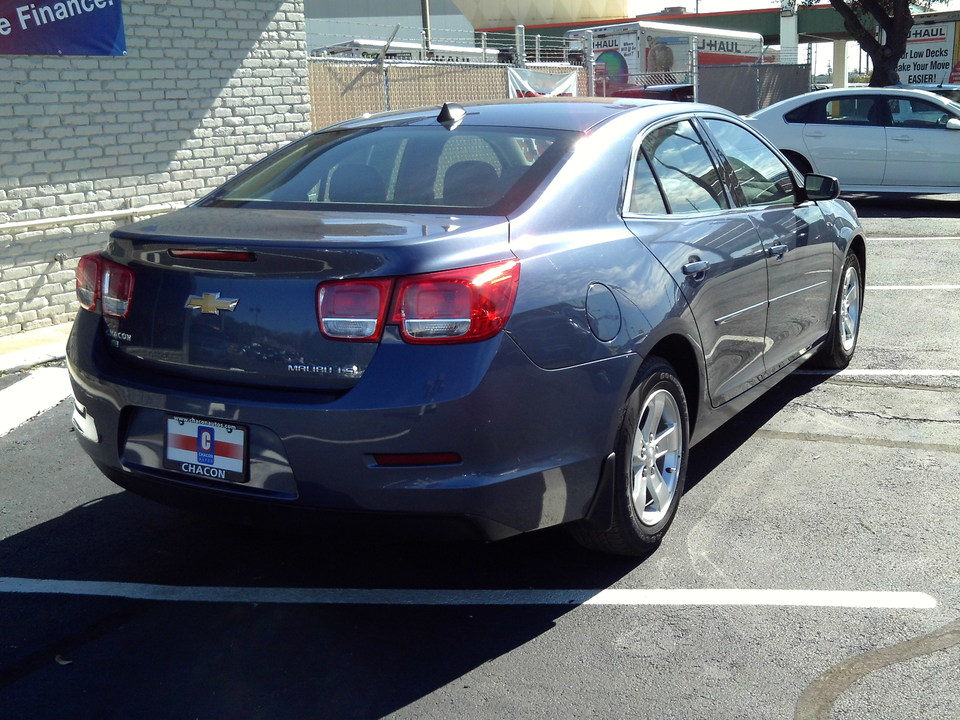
[{"left": 163, "top": 415, "right": 248, "bottom": 483}]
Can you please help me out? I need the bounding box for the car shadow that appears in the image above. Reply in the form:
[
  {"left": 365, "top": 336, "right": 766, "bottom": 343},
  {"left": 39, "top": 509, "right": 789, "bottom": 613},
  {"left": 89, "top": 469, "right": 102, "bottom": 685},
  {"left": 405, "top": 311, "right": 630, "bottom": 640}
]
[
  {"left": 684, "top": 371, "right": 830, "bottom": 494},
  {"left": 844, "top": 192, "right": 960, "bottom": 218},
  {"left": 0, "top": 454, "right": 641, "bottom": 718},
  {"left": 1, "top": 372, "right": 834, "bottom": 717}
]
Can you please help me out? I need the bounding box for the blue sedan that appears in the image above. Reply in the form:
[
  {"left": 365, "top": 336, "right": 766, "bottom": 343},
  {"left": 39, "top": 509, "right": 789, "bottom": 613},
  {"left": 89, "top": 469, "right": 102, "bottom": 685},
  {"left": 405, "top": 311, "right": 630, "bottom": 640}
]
[{"left": 68, "top": 98, "right": 866, "bottom": 555}]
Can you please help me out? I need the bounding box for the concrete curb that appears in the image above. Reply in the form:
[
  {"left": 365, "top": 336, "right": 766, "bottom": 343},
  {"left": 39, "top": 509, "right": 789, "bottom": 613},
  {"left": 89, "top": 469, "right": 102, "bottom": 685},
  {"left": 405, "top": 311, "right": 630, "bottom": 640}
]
[{"left": 0, "top": 323, "right": 72, "bottom": 374}]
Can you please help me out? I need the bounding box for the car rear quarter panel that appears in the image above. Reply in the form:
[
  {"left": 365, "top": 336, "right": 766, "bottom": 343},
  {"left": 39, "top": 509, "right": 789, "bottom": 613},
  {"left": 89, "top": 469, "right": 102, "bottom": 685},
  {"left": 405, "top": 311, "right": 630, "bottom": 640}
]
[{"left": 504, "top": 113, "right": 691, "bottom": 372}]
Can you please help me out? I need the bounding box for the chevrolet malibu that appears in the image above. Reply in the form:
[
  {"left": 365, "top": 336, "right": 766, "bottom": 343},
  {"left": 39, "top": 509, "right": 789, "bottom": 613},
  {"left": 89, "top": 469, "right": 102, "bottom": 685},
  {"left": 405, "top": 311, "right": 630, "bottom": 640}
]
[{"left": 68, "top": 98, "right": 866, "bottom": 556}]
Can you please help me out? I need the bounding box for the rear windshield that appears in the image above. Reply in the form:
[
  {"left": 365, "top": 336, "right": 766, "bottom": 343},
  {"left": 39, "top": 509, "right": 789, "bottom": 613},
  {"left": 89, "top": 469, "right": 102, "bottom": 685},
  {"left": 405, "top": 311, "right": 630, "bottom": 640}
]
[{"left": 200, "top": 124, "right": 576, "bottom": 214}]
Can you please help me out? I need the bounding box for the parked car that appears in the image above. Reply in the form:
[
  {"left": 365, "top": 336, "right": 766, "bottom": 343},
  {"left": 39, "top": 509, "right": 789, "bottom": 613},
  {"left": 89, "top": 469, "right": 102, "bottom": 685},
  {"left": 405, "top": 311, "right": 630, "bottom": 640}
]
[
  {"left": 68, "top": 98, "right": 866, "bottom": 556},
  {"left": 610, "top": 83, "right": 695, "bottom": 102},
  {"left": 744, "top": 87, "right": 960, "bottom": 194},
  {"left": 901, "top": 83, "right": 960, "bottom": 103}
]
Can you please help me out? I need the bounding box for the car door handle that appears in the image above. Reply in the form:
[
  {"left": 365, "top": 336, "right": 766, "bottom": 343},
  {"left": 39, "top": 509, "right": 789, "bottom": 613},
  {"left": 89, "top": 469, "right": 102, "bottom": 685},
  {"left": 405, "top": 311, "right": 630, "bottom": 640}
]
[
  {"left": 767, "top": 244, "right": 788, "bottom": 259},
  {"left": 682, "top": 260, "right": 709, "bottom": 277}
]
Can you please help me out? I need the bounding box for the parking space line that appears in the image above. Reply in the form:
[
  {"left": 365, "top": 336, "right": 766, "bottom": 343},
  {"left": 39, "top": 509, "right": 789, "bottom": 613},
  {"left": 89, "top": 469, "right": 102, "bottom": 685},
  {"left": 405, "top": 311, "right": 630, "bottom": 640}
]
[
  {"left": 797, "top": 369, "right": 960, "bottom": 377},
  {"left": 0, "top": 577, "right": 937, "bottom": 609},
  {"left": 867, "top": 285, "right": 960, "bottom": 291},
  {"left": 868, "top": 236, "right": 960, "bottom": 242},
  {"left": 0, "top": 367, "right": 72, "bottom": 437}
]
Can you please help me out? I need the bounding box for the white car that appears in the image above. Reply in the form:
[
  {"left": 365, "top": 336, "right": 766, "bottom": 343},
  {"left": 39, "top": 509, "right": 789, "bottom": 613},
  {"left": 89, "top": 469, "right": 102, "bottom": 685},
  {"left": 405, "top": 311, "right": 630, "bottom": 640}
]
[{"left": 744, "top": 87, "right": 960, "bottom": 194}]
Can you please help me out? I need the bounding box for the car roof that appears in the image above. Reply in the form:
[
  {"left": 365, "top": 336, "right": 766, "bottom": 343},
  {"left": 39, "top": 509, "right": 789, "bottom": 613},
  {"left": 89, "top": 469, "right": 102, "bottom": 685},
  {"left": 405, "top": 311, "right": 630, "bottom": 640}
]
[
  {"left": 749, "top": 85, "right": 953, "bottom": 117},
  {"left": 320, "top": 97, "right": 733, "bottom": 134}
]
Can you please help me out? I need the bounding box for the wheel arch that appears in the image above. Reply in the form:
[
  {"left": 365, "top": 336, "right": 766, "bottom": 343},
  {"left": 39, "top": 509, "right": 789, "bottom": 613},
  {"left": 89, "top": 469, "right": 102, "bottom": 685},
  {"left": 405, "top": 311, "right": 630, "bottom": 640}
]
[
  {"left": 848, "top": 233, "right": 866, "bottom": 285},
  {"left": 641, "top": 333, "right": 702, "bottom": 439}
]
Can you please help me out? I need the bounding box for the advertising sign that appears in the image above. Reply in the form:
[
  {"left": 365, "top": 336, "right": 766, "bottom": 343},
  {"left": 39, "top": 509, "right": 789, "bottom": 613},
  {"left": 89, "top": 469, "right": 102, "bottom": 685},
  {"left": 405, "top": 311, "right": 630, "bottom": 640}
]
[
  {"left": 896, "top": 21, "right": 960, "bottom": 84},
  {"left": 592, "top": 28, "right": 694, "bottom": 83},
  {"left": 0, "top": 0, "right": 126, "bottom": 56}
]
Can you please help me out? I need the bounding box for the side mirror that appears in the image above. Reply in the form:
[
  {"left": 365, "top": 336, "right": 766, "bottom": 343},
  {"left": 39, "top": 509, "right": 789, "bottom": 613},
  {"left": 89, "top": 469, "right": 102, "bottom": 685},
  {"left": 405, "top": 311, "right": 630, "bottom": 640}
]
[
  {"left": 804, "top": 173, "right": 840, "bottom": 201},
  {"left": 945, "top": 118, "right": 960, "bottom": 131}
]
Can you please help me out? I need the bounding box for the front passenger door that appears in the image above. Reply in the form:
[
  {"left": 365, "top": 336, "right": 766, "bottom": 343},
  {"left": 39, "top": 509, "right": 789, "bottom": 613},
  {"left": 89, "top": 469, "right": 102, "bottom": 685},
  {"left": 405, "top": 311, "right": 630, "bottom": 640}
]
[
  {"left": 702, "top": 118, "right": 836, "bottom": 376},
  {"left": 882, "top": 95, "right": 960, "bottom": 186}
]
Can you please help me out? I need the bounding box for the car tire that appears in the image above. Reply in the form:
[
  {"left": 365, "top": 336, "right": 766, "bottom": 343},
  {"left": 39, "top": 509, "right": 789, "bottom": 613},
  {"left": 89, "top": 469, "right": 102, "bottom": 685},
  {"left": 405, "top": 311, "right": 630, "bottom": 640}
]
[
  {"left": 810, "top": 251, "right": 863, "bottom": 369},
  {"left": 571, "top": 356, "right": 690, "bottom": 556}
]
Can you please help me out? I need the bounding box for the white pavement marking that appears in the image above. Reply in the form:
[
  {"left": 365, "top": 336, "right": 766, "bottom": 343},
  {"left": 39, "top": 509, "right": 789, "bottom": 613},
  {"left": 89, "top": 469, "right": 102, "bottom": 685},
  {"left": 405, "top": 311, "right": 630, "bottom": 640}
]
[
  {"left": 797, "top": 369, "right": 960, "bottom": 377},
  {"left": 0, "top": 577, "right": 937, "bottom": 609},
  {"left": 0, "top": 367, "right": 72, "bottom": 437},
  {"left": 867, "top": 285, "right": 960, "bottom": 291},
  {"left": 868, "top": 236, "right": 960, "bottom": 242}
]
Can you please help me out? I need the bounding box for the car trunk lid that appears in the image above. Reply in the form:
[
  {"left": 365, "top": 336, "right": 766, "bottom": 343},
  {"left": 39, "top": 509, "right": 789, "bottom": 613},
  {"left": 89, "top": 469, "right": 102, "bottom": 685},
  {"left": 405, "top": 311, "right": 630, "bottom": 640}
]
[{"left": 98, "top": 207, "right": 511, "bottom": 392}]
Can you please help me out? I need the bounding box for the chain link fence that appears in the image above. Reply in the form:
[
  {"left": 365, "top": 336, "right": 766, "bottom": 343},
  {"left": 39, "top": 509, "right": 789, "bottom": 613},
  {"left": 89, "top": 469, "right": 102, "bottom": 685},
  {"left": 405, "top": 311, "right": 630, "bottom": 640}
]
[
  {"left": 699, "top": 63, "right": 812, "bottom": 114},
  {"left": 307, "top": 51, "right": 809, "bottom": 129},
  {"left": 308, "top": 58, "right": 586, "bottom": 129}
]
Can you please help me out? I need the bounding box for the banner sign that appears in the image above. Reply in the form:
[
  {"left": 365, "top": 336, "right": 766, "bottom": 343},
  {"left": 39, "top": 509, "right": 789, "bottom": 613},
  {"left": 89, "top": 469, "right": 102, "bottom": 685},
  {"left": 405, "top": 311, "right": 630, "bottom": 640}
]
[
  {"left": 508, "top": 68, "right": 579, "bottom": 98},
  {"left": 896, "top": 21, "right": 960, "bottom": 84},
  {"left": 0, "top": 0, "right": 126, "bottom": 56}
]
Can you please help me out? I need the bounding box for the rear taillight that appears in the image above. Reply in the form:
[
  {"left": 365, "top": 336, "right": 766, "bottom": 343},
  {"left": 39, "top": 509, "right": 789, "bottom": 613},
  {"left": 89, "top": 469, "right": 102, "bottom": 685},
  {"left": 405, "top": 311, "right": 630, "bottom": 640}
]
[
  {"left": 317, "top": 278, "right": 393, "bottom": 341},
  {"left": 102, "top": 262, "right": 135, "bottom": 317},
  {"left": 76, "top": 254, "right": 101, "bottom": 311},
  {"left": 316, "top": 260, "right": 520, "bottom": 345},
  {"left": 76, "top": 253, "right": 136, "bottom": 318},
  {"left": 393, "top": 261, "right": 520, "bottom": 344}
]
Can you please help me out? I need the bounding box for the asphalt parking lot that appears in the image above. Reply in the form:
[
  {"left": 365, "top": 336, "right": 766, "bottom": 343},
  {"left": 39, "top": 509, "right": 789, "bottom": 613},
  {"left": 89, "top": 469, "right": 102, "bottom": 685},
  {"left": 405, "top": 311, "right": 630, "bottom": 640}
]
[{"left": 1, "top": 194, "right": 958, "bottom": 719}]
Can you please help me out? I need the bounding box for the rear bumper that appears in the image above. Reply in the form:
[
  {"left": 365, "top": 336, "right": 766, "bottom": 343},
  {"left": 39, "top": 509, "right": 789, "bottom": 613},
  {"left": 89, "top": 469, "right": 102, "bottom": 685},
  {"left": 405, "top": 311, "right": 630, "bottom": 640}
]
[{"left": 67, "top": 311, "right": 636, "bottom": 541}]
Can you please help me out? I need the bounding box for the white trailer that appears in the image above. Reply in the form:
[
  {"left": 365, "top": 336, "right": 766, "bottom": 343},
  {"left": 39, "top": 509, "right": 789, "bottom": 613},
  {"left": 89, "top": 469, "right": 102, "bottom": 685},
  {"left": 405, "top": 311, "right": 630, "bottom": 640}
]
[{"left": 564, "top": 20, "right": 765, "bottom": 95}]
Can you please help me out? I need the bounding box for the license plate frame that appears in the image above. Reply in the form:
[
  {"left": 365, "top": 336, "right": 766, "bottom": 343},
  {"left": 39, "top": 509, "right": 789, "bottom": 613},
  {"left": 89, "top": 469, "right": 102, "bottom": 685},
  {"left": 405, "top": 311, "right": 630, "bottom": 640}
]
[{"left": 163, "top": 415, "right": 248, "bottom": 483}]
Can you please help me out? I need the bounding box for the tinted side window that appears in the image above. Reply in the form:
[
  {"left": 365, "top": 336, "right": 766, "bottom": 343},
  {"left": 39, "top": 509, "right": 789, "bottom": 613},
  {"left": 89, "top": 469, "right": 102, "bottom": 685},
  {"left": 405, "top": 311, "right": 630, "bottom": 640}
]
[
  {"left": 627, "top": 149, "right": 668, "bottom": 214},
  {"left": 703, "top": 119, "right": 797, "bottom": 207},
  {"left": 642, "top": 121, "right": 729, "bottom": 214},
  {"left": 887, "top": 97, "right": 952, "bottom": 128},
  {"left": 802, "top": 96, "right": 883, "bottom": 126},
  {"left": 784, "top": 104, "right": 811, "bottom": 123}
]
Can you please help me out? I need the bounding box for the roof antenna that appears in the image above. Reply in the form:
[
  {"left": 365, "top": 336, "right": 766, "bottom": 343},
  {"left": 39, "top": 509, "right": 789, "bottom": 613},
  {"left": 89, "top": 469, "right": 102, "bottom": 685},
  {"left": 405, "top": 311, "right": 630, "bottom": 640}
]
[{"left": 437, "top": 102, "right": 466, "bottom": 130}]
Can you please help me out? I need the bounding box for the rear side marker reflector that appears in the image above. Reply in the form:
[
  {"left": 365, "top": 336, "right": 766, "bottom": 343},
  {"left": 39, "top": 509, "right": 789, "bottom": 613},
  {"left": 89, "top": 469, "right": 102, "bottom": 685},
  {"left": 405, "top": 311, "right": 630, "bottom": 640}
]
[{"left": 373, "top": 453, "right": 462, "bottom": 467}]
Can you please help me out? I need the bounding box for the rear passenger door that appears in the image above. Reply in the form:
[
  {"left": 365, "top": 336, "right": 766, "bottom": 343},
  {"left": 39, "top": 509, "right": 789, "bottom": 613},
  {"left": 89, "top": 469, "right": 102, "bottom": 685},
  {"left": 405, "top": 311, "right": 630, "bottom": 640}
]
[
  {"left": 623, "top": 119, "right": 769, "bottom": 407},
  {"left": 794, "top": 94, "right": 887, "bottom": 186}
]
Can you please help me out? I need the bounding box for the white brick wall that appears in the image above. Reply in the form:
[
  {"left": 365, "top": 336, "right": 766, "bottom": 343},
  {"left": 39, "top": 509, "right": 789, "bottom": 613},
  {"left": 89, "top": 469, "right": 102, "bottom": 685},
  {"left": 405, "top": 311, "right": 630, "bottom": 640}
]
[{"left": 0, "top": 0, "right": 310, "bottom": 336}]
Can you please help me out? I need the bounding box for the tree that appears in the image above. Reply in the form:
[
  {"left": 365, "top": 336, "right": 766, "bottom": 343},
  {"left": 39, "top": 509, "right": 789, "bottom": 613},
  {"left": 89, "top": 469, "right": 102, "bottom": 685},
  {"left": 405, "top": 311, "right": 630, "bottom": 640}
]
[{"left": 814, "top": 0, "right": 940, "bottom": 86}]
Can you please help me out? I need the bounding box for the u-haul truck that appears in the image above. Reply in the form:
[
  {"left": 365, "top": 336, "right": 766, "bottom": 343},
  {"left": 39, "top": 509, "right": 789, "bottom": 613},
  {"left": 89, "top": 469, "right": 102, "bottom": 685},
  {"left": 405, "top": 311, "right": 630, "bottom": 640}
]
[{"left": 564, "top": 20, "right": 765, "bottom": 94}]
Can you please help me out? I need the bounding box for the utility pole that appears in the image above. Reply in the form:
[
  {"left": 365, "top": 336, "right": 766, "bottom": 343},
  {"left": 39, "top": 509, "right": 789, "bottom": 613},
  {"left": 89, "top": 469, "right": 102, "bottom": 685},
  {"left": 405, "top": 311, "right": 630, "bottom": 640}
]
[{"left": 420, "top": 0, "right": 432, "bottom": 51}]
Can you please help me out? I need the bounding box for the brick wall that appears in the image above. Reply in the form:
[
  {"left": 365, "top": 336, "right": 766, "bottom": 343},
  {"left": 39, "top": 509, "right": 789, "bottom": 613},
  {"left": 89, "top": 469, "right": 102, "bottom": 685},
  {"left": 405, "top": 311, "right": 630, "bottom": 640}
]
[{"left": 0, "top": 0, "right": 310, "bottom": 337}]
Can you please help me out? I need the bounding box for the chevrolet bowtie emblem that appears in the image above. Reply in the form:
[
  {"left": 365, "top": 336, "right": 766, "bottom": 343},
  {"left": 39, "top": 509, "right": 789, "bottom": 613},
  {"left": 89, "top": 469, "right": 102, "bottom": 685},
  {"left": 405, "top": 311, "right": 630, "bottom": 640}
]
[{"left": 185, "top": 292, "right": 239, "bottom": 315}]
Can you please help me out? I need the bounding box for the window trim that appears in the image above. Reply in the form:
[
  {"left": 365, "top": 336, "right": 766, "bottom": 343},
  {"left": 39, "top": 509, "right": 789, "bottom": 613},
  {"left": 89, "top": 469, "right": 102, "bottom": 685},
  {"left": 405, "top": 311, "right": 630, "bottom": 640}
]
[
  {"left": 696, "top": 116, "right": 801, "bottom": 209},
  {"left": 622, "top": 114, "right": 736, "bottom": 218}
]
